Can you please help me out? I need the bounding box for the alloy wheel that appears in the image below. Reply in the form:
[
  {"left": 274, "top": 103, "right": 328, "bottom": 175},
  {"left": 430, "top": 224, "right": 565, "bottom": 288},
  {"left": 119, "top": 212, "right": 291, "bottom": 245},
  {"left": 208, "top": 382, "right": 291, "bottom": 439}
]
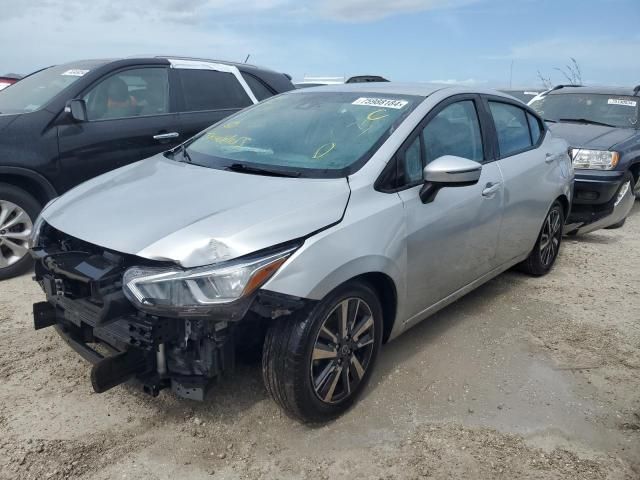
[
  {"left": 539, "top": 208, "right": 562, "bottom": 267},
  {"left": 0, "top": 200, "right": 33, "bottom": 268},
  {"left": 310, "top": 297, "right": 375, "bottom": 404}
]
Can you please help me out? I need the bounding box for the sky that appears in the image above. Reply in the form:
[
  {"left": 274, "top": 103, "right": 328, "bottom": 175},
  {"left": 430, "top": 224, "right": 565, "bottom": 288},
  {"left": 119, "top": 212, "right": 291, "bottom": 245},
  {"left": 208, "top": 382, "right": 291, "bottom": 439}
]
[{"left": 1, "top": 0, "right": 638, "bottom": 88}]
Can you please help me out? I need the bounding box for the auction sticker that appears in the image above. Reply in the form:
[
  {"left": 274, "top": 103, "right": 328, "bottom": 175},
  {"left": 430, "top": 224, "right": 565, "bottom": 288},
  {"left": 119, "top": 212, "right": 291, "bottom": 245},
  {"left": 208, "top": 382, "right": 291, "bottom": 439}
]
[
  {"left": 353, "top": 97, "right": 408, "bottom": 109},
  {"left": 61, "top": 69, "right": 89, "bottom": 77},
  {"left": 607, "top": 98, "right": 636, "bottom": 107}
]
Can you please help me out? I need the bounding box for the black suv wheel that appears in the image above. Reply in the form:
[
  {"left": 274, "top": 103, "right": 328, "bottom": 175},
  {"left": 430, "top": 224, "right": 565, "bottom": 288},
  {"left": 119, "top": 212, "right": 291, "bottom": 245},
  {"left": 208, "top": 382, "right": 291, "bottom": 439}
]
[
  {"left": 0, "top": 183, "right": 40, "bottom": 280},
  {"left": 262, "top": 281, "right": 383, "bottom": 423}
]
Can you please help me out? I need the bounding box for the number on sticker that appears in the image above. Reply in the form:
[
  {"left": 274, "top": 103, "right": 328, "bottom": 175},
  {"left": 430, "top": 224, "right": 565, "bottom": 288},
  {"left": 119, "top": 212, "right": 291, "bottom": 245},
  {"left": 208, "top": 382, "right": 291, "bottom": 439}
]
[
  {"left": 607, "top": 99, "right": 637, "bottom": 107},
  {"left": 352, "top": 98, "right": 408, "bottom": 109}
]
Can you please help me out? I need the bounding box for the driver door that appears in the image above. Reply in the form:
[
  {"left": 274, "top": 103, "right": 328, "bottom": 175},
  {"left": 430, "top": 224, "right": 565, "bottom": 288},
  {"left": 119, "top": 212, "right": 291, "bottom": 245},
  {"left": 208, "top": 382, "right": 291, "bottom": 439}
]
[{"left": 397, "top": 96, "right": 504, "bottom": 322}]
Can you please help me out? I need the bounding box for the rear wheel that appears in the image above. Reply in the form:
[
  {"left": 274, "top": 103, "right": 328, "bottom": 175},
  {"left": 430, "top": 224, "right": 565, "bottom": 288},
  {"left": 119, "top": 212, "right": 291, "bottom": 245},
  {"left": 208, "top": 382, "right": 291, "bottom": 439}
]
[
  {"left": 0, "top": 183, "right": 40, "bottom": 280},
  {"left": 518, "top": 201, "right": 564, "bottom": 276},
  {"left": 262, "top": 281, "right": 383, "bottom": 423}
]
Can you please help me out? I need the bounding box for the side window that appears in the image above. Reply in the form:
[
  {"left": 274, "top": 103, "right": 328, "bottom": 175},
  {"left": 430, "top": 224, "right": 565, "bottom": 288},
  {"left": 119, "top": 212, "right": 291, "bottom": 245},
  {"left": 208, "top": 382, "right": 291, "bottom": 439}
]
[
  {"left": 83, "top": 68, "right": 169, "bottom": 120},
  {"left": 422, "top": 100, "right": 484, "bottom": 164},
  {"left": 178, "top": 70, "right": 252, "bottom": 111},
  {"left": 489, "top": 101, "right": 532, "bottom": 157},
  {"left": 241, "top": 72, "right": 274, "bottom": 101},
  {"left": 400, "top": 136, "right": 423, "bottom": 184},
  {"left": 527, "top": 112, "right": 542, "bottom": 145}
]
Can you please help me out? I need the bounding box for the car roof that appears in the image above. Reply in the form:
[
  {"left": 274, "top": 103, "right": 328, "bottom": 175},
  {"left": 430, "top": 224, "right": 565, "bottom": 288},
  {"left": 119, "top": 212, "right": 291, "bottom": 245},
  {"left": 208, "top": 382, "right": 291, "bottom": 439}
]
[
  {"left": 546, "top": 85, "right": 639, "bottom": 96},
  {"left": 286, "top": 82, "right": 517, "bottom": 99}
]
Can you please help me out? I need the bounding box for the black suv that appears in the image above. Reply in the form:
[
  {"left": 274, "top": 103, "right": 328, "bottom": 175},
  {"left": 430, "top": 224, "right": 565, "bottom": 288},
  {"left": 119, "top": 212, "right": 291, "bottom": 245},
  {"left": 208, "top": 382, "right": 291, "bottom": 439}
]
[
  {"left": 529, "top": 85, "right": 639, "bottom": 233},
  {"left": 0, "top": 56, "right": 294, "bottom": 278}
]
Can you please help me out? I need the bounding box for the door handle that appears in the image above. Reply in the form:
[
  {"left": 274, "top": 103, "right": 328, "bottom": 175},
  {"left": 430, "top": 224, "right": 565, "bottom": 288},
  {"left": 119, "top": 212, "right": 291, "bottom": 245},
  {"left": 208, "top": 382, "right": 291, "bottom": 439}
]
[
  {"left": 482, "top": 182, "right": 501, "bottom": 197},
  {"left": 153, "top": 132, "right": 180, "bottom": 140}
]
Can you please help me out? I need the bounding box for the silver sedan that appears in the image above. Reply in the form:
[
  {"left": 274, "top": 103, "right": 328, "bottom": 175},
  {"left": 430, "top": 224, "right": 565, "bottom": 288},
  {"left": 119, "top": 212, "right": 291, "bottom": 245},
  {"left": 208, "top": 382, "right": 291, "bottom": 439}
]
[{"left": 32, "top": 83, "right": 573, "bottom": 422}]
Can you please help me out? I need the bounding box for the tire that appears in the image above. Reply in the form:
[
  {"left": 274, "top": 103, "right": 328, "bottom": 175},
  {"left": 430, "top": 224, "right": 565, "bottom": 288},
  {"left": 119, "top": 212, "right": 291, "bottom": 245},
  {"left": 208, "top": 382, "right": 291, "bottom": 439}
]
[
  {"left": 262, "top": 281, "right": 383, "bottom": 423},
  {"left": 518, "top": 201, "right": 564, "bottom": 276},
  {"left": 605, "top": 218, "right": 626, "bottom": 230},
  {"left": 0, "top": 183, "right": 41, "bottom": 280}
]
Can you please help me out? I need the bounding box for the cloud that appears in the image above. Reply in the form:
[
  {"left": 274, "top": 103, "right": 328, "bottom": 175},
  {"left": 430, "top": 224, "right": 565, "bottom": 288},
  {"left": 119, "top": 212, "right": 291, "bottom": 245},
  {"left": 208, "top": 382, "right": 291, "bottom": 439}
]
[
  {"left": 319, "top": 0, "right": 479, "bottom": 22},
  {"left": 485, "top": 37, "right": 640, "bottom": 71}
]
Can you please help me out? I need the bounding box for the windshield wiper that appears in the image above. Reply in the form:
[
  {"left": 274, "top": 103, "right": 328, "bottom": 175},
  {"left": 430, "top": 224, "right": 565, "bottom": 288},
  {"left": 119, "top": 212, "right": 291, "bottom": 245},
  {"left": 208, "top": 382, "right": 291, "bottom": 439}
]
[
  {"left": 225, "top": 163, "right": 300, "bottom": 178},
  {"left": 543, "top": 118, "right": 557, "bottom": 123},
  {"left": 170, "top": 144, "right": 192, "bottom": 163},
  {"left": 558, "top": 118, "right": 616, "bottom": 128}
]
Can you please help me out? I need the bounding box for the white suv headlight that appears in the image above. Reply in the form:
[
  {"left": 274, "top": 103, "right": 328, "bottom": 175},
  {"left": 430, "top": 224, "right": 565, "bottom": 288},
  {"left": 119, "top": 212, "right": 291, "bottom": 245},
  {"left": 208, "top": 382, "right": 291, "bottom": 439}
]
[
  {"left": 570, "top": 149, "right": 619, "bottom": 170},
  {"left": 123, "top": 246, "right": 298, "bottom": 316}
]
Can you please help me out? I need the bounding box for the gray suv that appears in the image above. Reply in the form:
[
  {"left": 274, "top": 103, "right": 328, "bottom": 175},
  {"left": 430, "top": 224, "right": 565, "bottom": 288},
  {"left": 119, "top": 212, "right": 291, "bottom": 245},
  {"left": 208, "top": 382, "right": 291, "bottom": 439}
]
[{"left": 31, "top": 84, "right": 573, "bottom": 422}]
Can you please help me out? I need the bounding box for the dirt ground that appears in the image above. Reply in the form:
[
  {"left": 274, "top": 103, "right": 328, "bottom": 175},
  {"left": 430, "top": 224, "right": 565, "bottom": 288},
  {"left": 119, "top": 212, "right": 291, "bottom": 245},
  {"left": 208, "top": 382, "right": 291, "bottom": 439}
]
[{"left": 1, "top": 203, "right": 639, "bottom": 480}]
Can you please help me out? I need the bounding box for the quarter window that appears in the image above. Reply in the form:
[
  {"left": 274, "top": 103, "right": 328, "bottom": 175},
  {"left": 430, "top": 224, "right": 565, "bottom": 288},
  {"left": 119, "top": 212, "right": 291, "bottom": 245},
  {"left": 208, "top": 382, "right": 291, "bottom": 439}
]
[
  {"left": 83, "top": 68, "right": 169, "bottom": 120},
  {"left": 489, "top": 102, "right": 532, "bottom": 157},
  {"left": 422, "top": 100, "right": 484, "bottom": 164},
  {"left": 527, "top": 112, "right": 542, "bottom": 145},
  {"left": 401, "top": 136, "right": 423, "bottom": 184},
  {"left": 178, "top": 69, "right": 252, "bottom": 111},
  {"left": 241, "top": 73, "right": 274, "bottom": 101}
]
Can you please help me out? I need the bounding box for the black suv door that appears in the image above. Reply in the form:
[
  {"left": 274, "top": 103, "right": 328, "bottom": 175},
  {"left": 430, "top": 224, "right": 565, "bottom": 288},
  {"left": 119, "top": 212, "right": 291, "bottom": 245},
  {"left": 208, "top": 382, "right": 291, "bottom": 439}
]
[
  {"left": 174, "top": 67, "right": 255, "bottom": 140},
  {"left": 56, "top": 66, "right": 180, "bottom": 192}
]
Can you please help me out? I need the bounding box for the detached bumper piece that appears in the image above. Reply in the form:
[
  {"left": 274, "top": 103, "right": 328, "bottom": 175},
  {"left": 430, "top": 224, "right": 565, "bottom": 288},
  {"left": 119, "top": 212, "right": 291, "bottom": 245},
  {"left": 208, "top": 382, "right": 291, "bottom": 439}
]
[
  {"left": 31, "top": 229, "right": 236, "bottom": 401},
  {"left": 566, "top": 170, "right": 631, "bottom": 231}
]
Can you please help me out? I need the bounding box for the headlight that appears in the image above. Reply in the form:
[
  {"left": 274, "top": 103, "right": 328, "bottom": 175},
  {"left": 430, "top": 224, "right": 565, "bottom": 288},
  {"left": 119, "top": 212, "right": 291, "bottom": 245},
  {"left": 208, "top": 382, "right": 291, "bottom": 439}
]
[
  {"left": 123, "top": 245, "right": 298, "bottom": 316},
  {"left": 570, "top": 149, "right": 619, "bottom": 170},
  {"left": 29, "top": 213, "right": 46, "bottom": 249}
]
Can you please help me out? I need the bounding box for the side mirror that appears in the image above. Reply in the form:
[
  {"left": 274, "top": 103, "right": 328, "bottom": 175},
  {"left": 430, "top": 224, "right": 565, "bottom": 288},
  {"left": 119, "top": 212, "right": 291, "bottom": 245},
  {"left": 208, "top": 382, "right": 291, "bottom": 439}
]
[
  {"left": 419, "top": 155, "right": 482, "bottom": 204},
  {"left": 64, "top": 99, "right": 87, "bottom": 122}
]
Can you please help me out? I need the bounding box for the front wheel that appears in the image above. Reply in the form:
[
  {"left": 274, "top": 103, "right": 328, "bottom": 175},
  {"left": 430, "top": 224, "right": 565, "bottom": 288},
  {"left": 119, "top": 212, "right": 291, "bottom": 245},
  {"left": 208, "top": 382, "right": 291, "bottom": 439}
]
[
  {"left": 262, "top": 281, "right": 383, "bottom": 423},
  {"left": 0, "top": 183, "right": 40, "bottom": 280},
  {"left": 518, "top": 201, "right": 564, "bottom": 276}
]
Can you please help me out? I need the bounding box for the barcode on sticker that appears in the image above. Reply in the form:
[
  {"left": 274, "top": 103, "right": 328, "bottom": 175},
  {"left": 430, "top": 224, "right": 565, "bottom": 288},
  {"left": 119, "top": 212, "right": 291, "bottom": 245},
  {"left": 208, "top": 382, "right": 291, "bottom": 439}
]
[
  {"left": 352, "top": 97, "right": 408, "bottom": 109},
  {"left": 608, "top": 99, "right": 636, "bottom": 107},
  {"left": 61, "top": 69, "right": 89, "bottom": 77}
]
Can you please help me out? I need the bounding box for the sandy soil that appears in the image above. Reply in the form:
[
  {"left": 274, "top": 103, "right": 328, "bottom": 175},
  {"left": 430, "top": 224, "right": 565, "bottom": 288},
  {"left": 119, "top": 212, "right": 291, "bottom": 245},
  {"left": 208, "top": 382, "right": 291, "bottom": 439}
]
[{"left": 1, "top": 203, "right": 639, "bottom": 479}]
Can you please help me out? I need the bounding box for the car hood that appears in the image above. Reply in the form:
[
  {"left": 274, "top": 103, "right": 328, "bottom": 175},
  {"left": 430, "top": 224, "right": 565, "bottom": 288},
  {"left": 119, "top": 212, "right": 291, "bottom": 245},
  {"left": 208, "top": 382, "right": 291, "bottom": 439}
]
[
  {"left": 548, "top": 122, "right": 635, "bottom": 150},
  {"left": 42, "top": 155, "right": 351, "bottom": 268}
]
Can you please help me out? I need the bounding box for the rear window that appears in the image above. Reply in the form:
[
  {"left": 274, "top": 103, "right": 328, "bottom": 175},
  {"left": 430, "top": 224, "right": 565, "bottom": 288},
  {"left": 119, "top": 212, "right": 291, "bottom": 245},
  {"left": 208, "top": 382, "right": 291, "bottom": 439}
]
[{"left": 178, "top": 70, "right": 252, "bottom": 111}]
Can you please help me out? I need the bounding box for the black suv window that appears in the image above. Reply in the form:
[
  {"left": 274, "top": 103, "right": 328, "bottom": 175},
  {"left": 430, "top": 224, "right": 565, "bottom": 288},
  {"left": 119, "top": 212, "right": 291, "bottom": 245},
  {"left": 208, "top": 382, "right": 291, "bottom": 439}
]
[
  {"left": 84, "top": 67, "right": 169, "bottom": 120},
  {"left": 241, "top": 73, "right": 274, "bottom": 101},
  {"left": 489, "top": 101, "right": 532, "bottom": 157},
  {"left": 178, "top": 70, "right": 252, "bottom": 111}
]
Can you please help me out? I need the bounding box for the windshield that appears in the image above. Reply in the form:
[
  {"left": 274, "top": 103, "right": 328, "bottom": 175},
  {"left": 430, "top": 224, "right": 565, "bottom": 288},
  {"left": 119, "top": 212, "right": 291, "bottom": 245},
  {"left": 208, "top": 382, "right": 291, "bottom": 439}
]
[
  {"left": 529, "top": 93, "right": 638, "bottom": 128},
  {"left": 184, "top": 91, "right": 421, "bottom": 178},
  {"left": 0, "top": 65, "right": 91, "bottom": 114}
]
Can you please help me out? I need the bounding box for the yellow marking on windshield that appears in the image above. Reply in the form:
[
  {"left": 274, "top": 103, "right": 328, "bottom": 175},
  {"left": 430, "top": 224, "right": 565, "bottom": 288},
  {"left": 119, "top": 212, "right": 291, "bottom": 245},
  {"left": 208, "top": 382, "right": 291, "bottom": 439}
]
[
  {"left": 367, "top": 109, "right": 389, "bottom": 121},
  {"left": 223, "top": 120, "right": 242, "bottom": 129},
  {"left": 313, "top": 143, "right": 336, "bottom": 159},
  {"left": 206, "top": 132, "right": 252, "bottom": 146}
]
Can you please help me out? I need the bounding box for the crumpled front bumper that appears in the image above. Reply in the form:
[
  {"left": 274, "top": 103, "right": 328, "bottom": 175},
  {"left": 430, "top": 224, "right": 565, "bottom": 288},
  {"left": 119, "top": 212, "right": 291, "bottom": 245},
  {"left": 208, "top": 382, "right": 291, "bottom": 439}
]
[{"left": 31, "top": 229, "right": 311, "bottom": 401}]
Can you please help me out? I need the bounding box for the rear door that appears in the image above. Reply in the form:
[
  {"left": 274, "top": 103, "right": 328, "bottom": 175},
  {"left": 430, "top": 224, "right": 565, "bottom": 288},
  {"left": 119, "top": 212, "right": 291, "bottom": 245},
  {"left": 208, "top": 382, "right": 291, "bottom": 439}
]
[
  {"left": 56, "top": 65, "right": 179, "bottom": 192},
  {"left": 484, "top": 97, "right": 556, "bottom": 263},
  {"left": 172, "top": 61, "right": 258, "bottom": 140},
  {"left": 395, "top": 95, "right": 504, "bottom": 321}
]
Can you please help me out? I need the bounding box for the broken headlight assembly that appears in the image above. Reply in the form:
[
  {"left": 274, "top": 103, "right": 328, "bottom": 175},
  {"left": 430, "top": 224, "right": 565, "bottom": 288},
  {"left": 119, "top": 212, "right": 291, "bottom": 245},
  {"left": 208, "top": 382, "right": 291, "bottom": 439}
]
[
  {"left": 570, "top": 148, "right": 619, "bottom": 170},
  {"left": 123, "top": 245, "right": 299, "bottom": 317}
]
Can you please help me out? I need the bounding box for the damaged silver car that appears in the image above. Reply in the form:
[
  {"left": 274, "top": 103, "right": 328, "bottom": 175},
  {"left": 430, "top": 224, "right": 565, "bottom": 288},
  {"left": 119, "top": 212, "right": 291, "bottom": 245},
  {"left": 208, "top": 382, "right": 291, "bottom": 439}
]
[{"left": 31, "top": 84, "right": 573, "bottom": 422}]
